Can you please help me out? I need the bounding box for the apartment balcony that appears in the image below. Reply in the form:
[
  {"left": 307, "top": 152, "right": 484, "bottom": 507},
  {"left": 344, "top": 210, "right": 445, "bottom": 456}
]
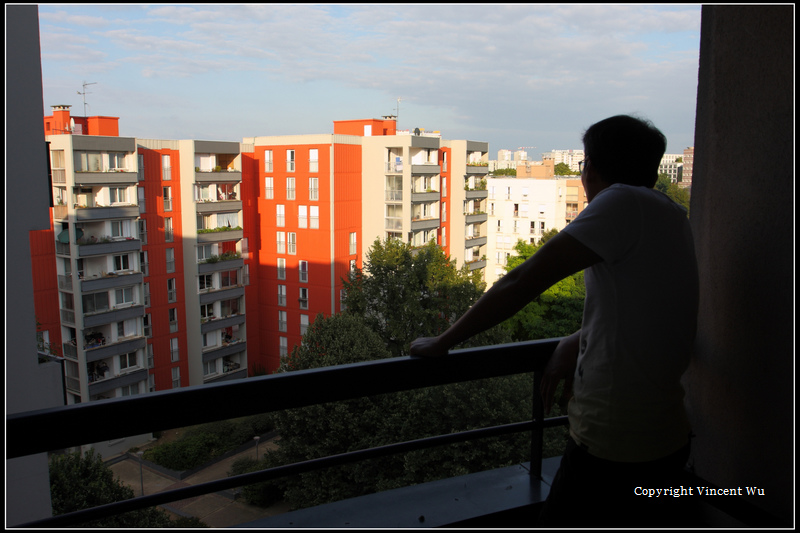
[
  {"left": 83, "top": 303, "right": 145, "bottom": 329},
  {"left": 410, "top": 191, "right": 439, "bottom": 203},
  {"left": 74, "top": 170, "right": 138, "bottom": 185},
  {"left": 200, "top": 313, "right": 245, "bottom": 334},
  {"left": 465, "top": 212, "right": 488, "bottom": 224},
  {"left": 74, "top": 205, "right": 139, "bottom": 221},
  {"left": 88, "top": 366, "right": 147, "bottom": 398},
  {"left": 410, "top": 216, "right": 440, "bottom": 231},
  {"left": 201, "top": 338, "right": 247, "bottom": 363},
  {"left": 8, "top": 338, "right": 787, "bottom": 528},
  {"left": 466, "top": 164, "right": 490, "bottom": 175},
  {"left": 465, "top": 235, "right": 488, "bottom": 248},
  {"left": 199, "top": 285, "right": 245, "bottom": 306},
  {"left": 195, "top": 199, "right": 242, "bottom": 214},
  {"left": 77, "top": 238, "right": 141, "bottom": 258},
  {"left": 197, "top": 228, "right": 243, "bottom": 244},
  {"left": 198, "top": 256, "right": 244, "bottom": 274},
  {"left": 81, "top": 271, "right": 143, "bottom": 293},
  {"left": 194, "top": 169, "right": 242, "bottom": 183},
  {"left": 84, "top": 335, "right": 146, "bottom": 363},
  {"left": 411, "top": 163, "right": 441, "bottom": 175},
  {"left": 465, "top": 188, "right": 489, "bottom": 200}
]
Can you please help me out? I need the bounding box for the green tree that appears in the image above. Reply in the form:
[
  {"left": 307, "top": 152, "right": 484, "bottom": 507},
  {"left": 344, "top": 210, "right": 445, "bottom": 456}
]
[
  {"left": 256, "top": 312, "right": 533, "bottom": 511},
  {"left": 655, "top": 174, "right": 691, "bottom": 215},
  {"left": 49, "top": 449, "right": 206, "bottom": 527},
  {"left": 501, "top": 234, "right": 586, "bottom": 341},
  {"left": 491, "top": 167, "right": 516, "bottom": 176},
  {"left": 554, "top": 162, "right": 578, "bottom": 176},
  {"left": 342, "top": 239, "right": 500, "bottom": 356}
]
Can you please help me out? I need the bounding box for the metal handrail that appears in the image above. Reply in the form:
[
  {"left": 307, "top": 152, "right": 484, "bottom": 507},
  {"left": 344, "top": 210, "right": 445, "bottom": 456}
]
[{"left": 8, "top": 339, "right": 565, "bottom": 527}]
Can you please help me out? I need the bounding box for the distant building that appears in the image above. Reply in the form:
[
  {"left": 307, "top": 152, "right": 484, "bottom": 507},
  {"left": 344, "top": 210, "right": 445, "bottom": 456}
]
[
  {"left": 541, "top": 149, "right": 585, "bottom": 173},
  {"left": 681, "top": 147, "right": 694, "bottom": 188},
  {"left": 485, "top": 176, "right": 586, "bottom": 285},
  {"left": 659, "top": 153, "right": 684, "bottom": 183}
]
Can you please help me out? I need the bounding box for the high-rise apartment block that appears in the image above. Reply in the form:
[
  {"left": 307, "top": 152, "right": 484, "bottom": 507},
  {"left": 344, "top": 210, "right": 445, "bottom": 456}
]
[
  {"left": 541, "top": 149, "right": 585, "bottom": 173},
  {"left": 34, "top": 112, "right": 496, "bottom": 396}
]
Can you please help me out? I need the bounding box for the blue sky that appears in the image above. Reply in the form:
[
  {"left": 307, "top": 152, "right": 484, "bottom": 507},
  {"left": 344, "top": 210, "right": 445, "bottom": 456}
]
[{"left": 36, "top": 4, "right": 702, "bottom": 155}]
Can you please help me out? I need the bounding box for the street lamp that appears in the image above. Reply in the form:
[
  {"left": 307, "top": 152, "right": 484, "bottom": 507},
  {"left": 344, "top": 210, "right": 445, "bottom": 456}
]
[{"left": 254, "top": 436, "right": 260, "bottom": 460}]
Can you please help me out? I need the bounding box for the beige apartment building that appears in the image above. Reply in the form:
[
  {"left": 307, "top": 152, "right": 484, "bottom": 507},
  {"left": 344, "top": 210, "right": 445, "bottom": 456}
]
[{"left": 485, "top": 176, "right": 586, "bottom": 284}]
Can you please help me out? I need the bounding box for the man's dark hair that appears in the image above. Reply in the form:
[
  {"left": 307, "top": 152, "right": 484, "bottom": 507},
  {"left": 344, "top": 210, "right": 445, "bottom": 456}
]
[{"left": 582, "top": 115, "right": 667, "bottom": 188}]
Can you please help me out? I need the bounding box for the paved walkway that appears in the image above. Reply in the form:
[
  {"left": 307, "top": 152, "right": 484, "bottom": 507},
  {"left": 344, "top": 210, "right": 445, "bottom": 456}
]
[{"left": 109, "top": 439, "right": 290, "bottom": 528}]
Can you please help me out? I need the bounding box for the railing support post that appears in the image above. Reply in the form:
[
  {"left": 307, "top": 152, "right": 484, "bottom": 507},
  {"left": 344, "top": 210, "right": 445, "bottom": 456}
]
[{"left": 531, "top": 370, "right": 544, "bottom": 479}]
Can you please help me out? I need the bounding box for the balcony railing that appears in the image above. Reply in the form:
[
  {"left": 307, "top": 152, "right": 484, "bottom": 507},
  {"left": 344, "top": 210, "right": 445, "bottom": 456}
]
[
  {"left": 8, "top": 340, "right": 567, "bottom": 527},
  {"left": 7, "top": 339, "right": 776, "bottom": 528}
]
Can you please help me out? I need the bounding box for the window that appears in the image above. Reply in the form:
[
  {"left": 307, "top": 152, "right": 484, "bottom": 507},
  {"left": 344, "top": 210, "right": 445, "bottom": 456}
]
[
  {"left": 218, "top": 212, "right": 238, "bottom": 228},
  {"left": 299, "top": 260, "right": 308, "bottom": 282},
  {"left": 264, "top": 150, "right": 273, "bottom": 173},
  {"left": 121, "top": 383, "right": 140, "bottom": 397},
  {"left": 287, "top": 177, "right": 296, "bottom": 200},
  {"left": 221, "top": 298, "right": 239, "bottom": 317},
  {"left": 167, "top": 278, "right": 176, "bottom": 302},
  {"left": 197, "top": 244, "right": 214, "bottom": 262},
  {"left": 200, "top": 303, "right": 215, "bottom": 321},
  {"left": 163, "top": 187, "right": 172, "bottom": 211},
  {"left": 278, "top": 285, "right": 286, "bottom": 306},
  {"left": 171, "top": 367, "right": 180, "bottom": 388},
  {"left": 309, "top": 177, "right": 319, "bottom": 201},
  {"left": 280, "top": 337, "right": 288, "bottom": 357},
  {"left": 115, "top": 286, "right": 135, "bottom": 306},
  {"left": 310, "top": 206, "right": 319, "bottom": 229},
  {"left": 195, "top": 184, "right": 211, "bottom": 201},
  {"left": 138, "top": 219, "right": 147, "bottom": 243},
  {"left": 288, "top": 232, "right": 297, "bottom": 254},
  {"left": 165, "top": 248, "right": 175, "bottom": 273},
  {"left": 202, "top": 332, "right": 218, "bottom": 349},
  {"left": 277, "top": 258, "right": 286, "bottom": 280},
  {"left": 265, "top": 177, "right": 274, "bottom": 199},
  {"left": 144, "top": 313, "right": 152, "bottom": 337},
  {"left": 162, "top": 154, "right": 171, "bottom": 180},
  {"left": 82, "top": 291, "right": 109, "bottom": 314},
  {"left": 203, "top": 360, "right": 217, "bottom": 376},
  {"left": 277, "top": 232, "right": 285, "bottom": 254},
  {"left": 276, "top": 204, "right": 285, "bottom": 227},
  {"left": 309, "top": 149, "right": 319, "bottom": 172},
  {"left": 300, "top": 314, "right": 309, "bottom": 335},
  {"left": 349, "top": 232, "right": 357, "bottom": 255},
  {"left": 170, "top": 338, "right": 179, "bottom": 362},
  {"left": 298, "top": 205, "right": 307, "bottom": 228},
  {"left": 278, "top": 310, "right": 287, "bottom": 332},
  {"left": 113, "top": 254, "right": 131, "bottom": 271},
  {"left": 140, "top": 251, "right": 149, "bottom": 276},
  {"left": 75, "top": 152, "right": 102, "bottom": 172},
  {"left": 120, "top": 352, "right": 137, "bottom": 370},
  {"left": 199, "top": 273, "right": 213, "bottom": 291},
  {"left": 220, "top": 269, "right": 239, "bottom": 288},
  {"left": 164, "top": 217, "right": 173, "bottom": 242},
  {"left": 169, "top": 308, "right": 178, "bottom": 332},
  {"left": 299, "top": 287, "right": 309, "bottom": 309},
  {"left": 111, "top": 220, "right": 130, "bottom": 238},
  {"left": 147, "top": 344, "right": 154, "bottom": 369},
  {"left": 110, "top": 187, "right": 128, "bottom": 204},
  {"left": 286, "top": 150, "right": 295, "bottom": 172},
  {"left": 109, "top": 152, "right": 126, "bottom": 170}
]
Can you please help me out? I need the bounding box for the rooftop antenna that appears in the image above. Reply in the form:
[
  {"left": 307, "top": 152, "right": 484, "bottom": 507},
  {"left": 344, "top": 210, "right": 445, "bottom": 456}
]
[{"left": 77, "top": 81, "right": 97, "bottom": 116}]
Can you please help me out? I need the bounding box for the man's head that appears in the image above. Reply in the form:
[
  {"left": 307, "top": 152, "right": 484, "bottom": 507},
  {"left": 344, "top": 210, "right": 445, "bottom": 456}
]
[{"left": 581, "top": 115, "right": 667, "bottom": 189}]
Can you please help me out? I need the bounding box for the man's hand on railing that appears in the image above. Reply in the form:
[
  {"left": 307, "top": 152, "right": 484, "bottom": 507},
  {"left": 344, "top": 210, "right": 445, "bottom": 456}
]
[
  {"left": 540, "top": 330, "right": 580, "bottom": 414},
  {"left": 409, "top": 335, "right": 450, "bottom": 358}
]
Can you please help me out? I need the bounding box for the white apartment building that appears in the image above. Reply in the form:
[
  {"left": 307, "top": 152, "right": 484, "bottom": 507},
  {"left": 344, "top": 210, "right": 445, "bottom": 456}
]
[
  {"left": 485, "top": 176, "right": 586, "bottom": 285},
  {"left": 541, "top": 149, "right": 585, "bottom": 173}
]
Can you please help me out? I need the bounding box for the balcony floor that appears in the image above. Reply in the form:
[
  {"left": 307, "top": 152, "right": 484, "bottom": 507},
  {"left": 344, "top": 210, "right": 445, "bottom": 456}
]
[{"left": 238, "top": 458, "right": 561, "bottom": 528}]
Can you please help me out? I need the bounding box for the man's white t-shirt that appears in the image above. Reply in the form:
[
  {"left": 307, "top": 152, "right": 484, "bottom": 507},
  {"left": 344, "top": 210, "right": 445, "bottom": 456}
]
[{"left": 560, "top": 184, "right": 699, "bottom": 462}]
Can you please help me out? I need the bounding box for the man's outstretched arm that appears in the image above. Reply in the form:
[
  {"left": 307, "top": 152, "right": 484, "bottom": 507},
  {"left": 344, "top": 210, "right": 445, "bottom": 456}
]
[{"left": 410, "top": 231, "right": 601, "bottom": 357}]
